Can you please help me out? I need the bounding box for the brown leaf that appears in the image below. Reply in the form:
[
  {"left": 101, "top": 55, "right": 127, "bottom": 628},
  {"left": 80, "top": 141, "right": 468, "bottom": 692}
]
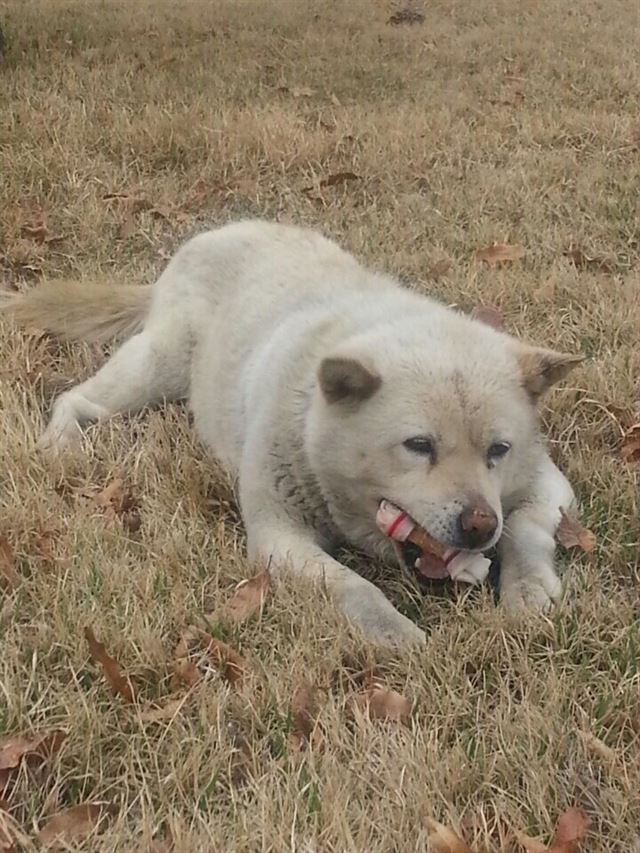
[
  {"left": 0, "top": 804, "right": 17, "bottom": 853},
  {"left": 549, "top": 808, "right": 589, "bottom": 852},
  {"left": 475, "top": 242, "right": 524, "bottom": 267},
  {"left": 428, "top": 259, "right": 451, "bottom": 281},
  {"left": 425, "top": 817, "right": 473, "bottom": 853},
  {"left": 303, "top": 171, "right": 360, "bottom": 198},
  {"left": 199, "top": 632, "right": 248, "bottom": 686},
  {"left": 0, "top": 538, "right": 20, "bottom": 589},
  {"left": 470, "top": 304, "right": 506, "bottom": 331},
  {"left": 388, "top": 8, "right": 426, "bottom": 26},
  {"left": 621, "top": 423, "right": 640, "bottom": 464},
  {"left": 351, "top": 674, "right": 411, "bottom": 723},
  {"left": 172, "top": 629, "right": 202, "bottom": 688},
  {"left": 223, "top": 571, "right": 271, "bottom": 623},
  {"left": 556, "top": 508, "right": 596, "bottom": 554},
  {"left": 578, "top": 730, "right": 616, "bottom": 762},
  {"left": 514, "top": 830, "right": 548, "bottom": 853},
  {"left": 0, "top": 730, "right": 66, "bottom": 771},
  {"left": 87, "top": 479, "right": 140, "bottom": 529},
  {"left": 564, "top": 245, "right": 612, "bottom": 274},
  {"left": 533, "top": 276, "right": 557, "bottom": 301},
  {"left": 515, "top": 808, "right": 589, "bottom": 853},
  {"left": 139, "top": 697, "right": 187, "bottom": 723},
  {"left": 289, "top": 680, "right": 321, "bottom": 753},
  {"left": 37, "top": 803, "right": 105, "bottom": 847},
  {"left": 84, "top": 626, "right": 135, "bottom": 703}
]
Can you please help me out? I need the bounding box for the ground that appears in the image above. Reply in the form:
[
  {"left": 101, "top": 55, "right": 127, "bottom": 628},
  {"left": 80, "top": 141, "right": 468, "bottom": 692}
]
[{"left": 1, "top": 1, "right": 639, "bottom": 850}]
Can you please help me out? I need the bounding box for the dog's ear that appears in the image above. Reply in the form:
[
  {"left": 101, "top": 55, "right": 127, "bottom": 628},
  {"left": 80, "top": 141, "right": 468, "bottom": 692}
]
[
  {"left": 318, "top": 355, "right": 381, "bottom": 404},
  {"left": 516, "top": 346, "right": 584, "bottom": 398}
]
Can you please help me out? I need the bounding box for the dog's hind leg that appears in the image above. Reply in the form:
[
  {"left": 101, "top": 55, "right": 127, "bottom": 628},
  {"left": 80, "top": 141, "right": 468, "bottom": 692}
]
[{"left": 39, "top": 321, "right": 190, "bottom": 449}]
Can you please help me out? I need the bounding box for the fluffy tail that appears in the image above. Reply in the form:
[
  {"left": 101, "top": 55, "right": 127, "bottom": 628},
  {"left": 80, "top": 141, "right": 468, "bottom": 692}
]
[{"left": 1, "top": 279, "right": 152, "bottom": 344}]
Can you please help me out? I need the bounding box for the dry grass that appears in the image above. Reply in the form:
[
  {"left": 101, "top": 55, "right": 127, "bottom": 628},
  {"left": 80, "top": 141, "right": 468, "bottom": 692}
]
[{"left": 1, "top": 0, "right": 639, "bottom": 850}]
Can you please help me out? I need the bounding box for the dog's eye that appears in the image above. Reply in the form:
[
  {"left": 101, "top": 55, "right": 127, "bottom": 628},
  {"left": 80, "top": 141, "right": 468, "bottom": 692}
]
[
  {"left": 488, "top": 441, "right": 511, "bottom": 461},
  {"left": 403, "top": 436, "right": 435, "bottom": 457}
]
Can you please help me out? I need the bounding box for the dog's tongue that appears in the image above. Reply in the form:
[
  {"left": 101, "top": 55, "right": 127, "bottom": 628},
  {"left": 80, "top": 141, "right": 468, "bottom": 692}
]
[{"left": 416, "top": 553, "right": 450, "bottom": 580}]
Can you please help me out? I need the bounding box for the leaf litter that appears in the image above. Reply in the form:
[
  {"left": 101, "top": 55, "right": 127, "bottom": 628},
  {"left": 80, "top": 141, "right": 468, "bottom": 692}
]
[
  {"left": 223, "top": 570, "right": 271, "bottom": 623},
  {"left": 84, "top": 626, "right": 135, "bottom": 704},
  {"left": 555, "top": 509, "right": 596, "bottom": 553},
  {"left": 475, "top": 243, "right": 524, "bottom": 267}
]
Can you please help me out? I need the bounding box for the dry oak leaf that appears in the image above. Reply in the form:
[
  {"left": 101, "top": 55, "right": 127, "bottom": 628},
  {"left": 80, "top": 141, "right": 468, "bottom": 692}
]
[
  {"left": 37, "top": 803, "right": 106, "bottom": 847},
  {"left": 350, "top": 674, "right": 411, "bottom": 723},
  {"left": 470, "top": 304, "right": 505, "bottom": 331},
  {"left": 428, "top": 259, "right": 451, "bottom": 281},
  {"left": 173, "top": 628, "right": 202, "bottom": 687},
  {"left": 139, "top": 697, "right": 188, "bottom": 723},
  {"left": 564, "top": 245, "right": 612, "bottom": 274},
  {"left": 425, "top": 817, "right": 473, "bottom": 853},
  {"left": 289, "top": 680, "right": 322, "bottom": 753},
  {"left": 475, "top": 242, "right": 524, "bottom": 268},
  {"left": 0, "top": 804, "right": 18, "bottom": 853},
  {"left": 20, "top": 215, "right": 65, "bottom": 245},
  {"left": 172, "top": 629, "right": 202, "bottom": 688},
  {"left": 515, "top": 807, "right": 589, "bottom": 853},
  {"left": 84, "top": 626, "right": 135, "bottom": 703},
  {"left": 0, "top": 538, "right": 20, "bottom": 589},
  {"left": 0, "top": 730, "right": 66, "bottom": 772},
  {"left": 388, "top": 8, "right": 426, "bottom": 25},
  {"left": 223, "top": 570, "right": 271, "bottom": 624},
  {"left": 303, "top": 172, "right": 360, "bottom": 199},
  {"left": 621, "top": 423, "right": 640, "bottom": 464},
  {"left": 87, "top": 478, "right": 140, "bottom": 530},
  {"left": 555, "top": 508, "right": 596, "bottom": 554},
  {"left": 199, "top": 632, "right": 248, "bottom": 686}
]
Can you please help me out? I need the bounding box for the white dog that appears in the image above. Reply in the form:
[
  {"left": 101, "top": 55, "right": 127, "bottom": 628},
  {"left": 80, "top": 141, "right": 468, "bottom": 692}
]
[{"left": 4, "top": 221, "right": 582, "bottom": 645}]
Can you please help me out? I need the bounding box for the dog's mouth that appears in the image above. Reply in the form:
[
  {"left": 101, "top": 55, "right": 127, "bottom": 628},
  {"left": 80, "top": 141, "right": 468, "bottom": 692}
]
[{"left": 376, "top": 499, "right": 459, "bottom": 586}]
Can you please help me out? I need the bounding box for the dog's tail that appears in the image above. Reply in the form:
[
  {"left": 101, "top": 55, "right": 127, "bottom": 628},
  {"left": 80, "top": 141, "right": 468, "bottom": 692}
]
[{"left": 1, "top": 279, "right": 153, "bottom": 344}]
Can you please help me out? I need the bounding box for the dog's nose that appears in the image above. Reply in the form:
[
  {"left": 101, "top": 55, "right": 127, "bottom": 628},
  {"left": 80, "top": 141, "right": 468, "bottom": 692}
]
[{"left": 457, "top": 501, "right": 498, "bottom": 549}]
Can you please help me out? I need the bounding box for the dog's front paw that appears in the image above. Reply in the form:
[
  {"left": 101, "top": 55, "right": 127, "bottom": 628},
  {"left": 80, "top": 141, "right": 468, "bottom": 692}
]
[
  {"left": 500, "top": 568, "right": 562, "bottom": 615},
  {"left": 340, "top": 579, "right": 426, "bottom": 647}
]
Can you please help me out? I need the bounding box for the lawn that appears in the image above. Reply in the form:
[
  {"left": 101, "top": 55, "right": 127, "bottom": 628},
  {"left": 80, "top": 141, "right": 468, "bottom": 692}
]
[{"left": 0, "top": 1, "right": 639, "bottom": 850}]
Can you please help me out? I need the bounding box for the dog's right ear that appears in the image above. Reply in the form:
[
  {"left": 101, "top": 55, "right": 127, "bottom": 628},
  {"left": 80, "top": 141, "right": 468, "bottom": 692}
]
[{"left": 318, "top": 355, "right": 381, "bottom": 404}]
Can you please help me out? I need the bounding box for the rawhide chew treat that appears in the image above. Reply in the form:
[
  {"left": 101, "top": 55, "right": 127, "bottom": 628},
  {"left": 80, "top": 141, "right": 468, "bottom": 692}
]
[{"left": 376, "top": 500, "right": 447, "bottom": 559}]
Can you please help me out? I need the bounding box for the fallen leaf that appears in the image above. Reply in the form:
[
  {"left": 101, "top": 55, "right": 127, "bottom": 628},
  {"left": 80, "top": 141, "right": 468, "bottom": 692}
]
[
  {"left": 425, "top": 817, "right": 473, "bottom": 853},
  {"left": 515, "top": 808, "right": 589, "bottom": 853},
  {"left": 470, "top": 304, "right": 505, "bottom": 331},
  {"left": 428, "top": 259, "right": 451, "bottom": 281},
  {"left": 223, "top": 571, "right": 271, "bottom": 623},
  {"left": 303, "top": 171, "right": 360, "bottom": 199},
  {"left": 139, "top": 697, "right": 186, "bottom": 723},
  {"left": 514, "top": 830, "right": 548, "bottom": 853},
  {"left": 578, "top": 730, "right": 616, "bottom": 762},
  {"left": 0, "top": 804, "right": 17, "bottom": 853},
  {"left": 388, "top": 8, "right": 426, "bottom": 25},
  {"left": 564, "top": 245, "right": 612, "bottom": 274},
  {"left": 533, "top": 276, "right": 556, "bottom": 300},
  {"left": 199, "top": 632, "right": 248, "bottom": 686},
  {"left": 149, "top": 829, "right": 174, "bottom": 853},
  {"left": 556, "top": 508, "right": 596, "bottom": 554},
  {"left": 87, "top": 479, "right": 140, "bottom": 530},
  {"left": 0, "top": 730, "right": 66, "bottom": 771},
  {"left": 621, "top": 423, "right": 640, "bottom": 464},
  {"left": 34, "top": 529, "right": 57, "bottom": 563},
  {"left": 289, "top": 680, "right": 321, "bottom": 753},
  {"left": 84, "top": 626, "right": 135, "bottom": 703},
  {"left": 172, "top": 630, "right": 202, "bottom": 689},
  {"left": 350, "top": 674, "right": 411, "bottom": 723},
  {"left": 287, "top": 85, "right": 315, "bottom": 98},
  {"left": 117, "top": 212, "right": 137, "bottom": 240},
  {"left": 0, "top": 538, "right": 19, "bottom": 589},
  {"left": 37, "top": 804, "right": 105, "bottom": 847},
  {"left": 475, "top": 243, "right": 524, "bottom": 268},
  {"left": 549, "top": 808, "right": 589, "bottom": 852},
  {"left": 20, "top": 215, "right": 65, "bottom": 245},
  {"left": 149, "top": 206, "right": 190, "bottom": 224}
]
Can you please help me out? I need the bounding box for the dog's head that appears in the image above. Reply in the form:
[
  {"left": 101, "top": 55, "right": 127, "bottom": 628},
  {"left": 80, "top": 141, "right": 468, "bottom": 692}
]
[{"left": 306, "top": 312, "right": 581, "bottom": 578}]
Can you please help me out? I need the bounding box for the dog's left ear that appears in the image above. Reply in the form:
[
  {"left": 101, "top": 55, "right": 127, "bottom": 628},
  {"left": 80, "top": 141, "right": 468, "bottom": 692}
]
[
  {"left": 516, "top": 346, "right": 584, "bottom": 398},
  {"left": 318, "top": 355, "right": 381, "bottom": 404}
]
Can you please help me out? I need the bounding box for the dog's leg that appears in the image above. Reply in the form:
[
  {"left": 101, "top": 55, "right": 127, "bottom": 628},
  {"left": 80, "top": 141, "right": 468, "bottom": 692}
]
[
  {"left": 499, "top": 455, "right": 576, "bottom": 613},
  {"left": 245, "top": 516, "right": 425, "bottom": 647},
  {"left": 40, "top": 328, "right": 189, "bottom": 449}
]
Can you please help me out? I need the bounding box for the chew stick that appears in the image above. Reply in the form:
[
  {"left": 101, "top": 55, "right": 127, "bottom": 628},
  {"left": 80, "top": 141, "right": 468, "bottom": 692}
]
[{"left": 376, "top": 500, "right": 447, "bottom": 559}]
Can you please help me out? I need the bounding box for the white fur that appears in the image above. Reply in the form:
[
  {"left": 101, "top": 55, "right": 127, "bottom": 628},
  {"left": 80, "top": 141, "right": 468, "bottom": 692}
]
[{"left": 21, "top": 221, "right": 579, "bottom": 645}]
